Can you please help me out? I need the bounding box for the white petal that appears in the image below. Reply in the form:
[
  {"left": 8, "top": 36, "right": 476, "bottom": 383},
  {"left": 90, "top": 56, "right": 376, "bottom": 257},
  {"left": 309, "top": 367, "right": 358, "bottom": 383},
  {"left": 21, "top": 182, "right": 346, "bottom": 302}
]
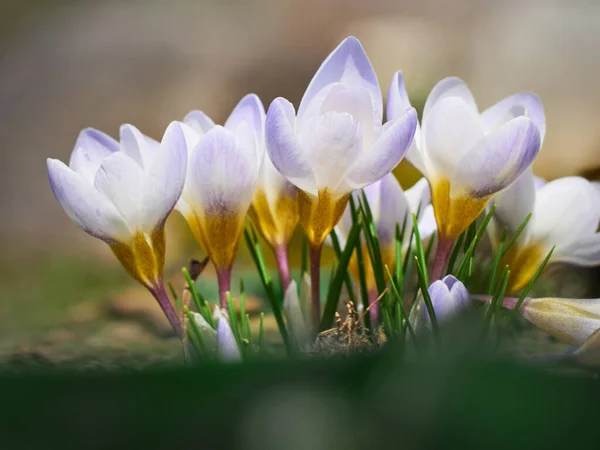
[
  {"left": 225, "top": 93, "right": 266, "bottom": 146},
  {"left": 452, "top": 117, "right": 540, "bottom": 198},
  {"left": 265, "top": 97, "right": 316, "bottom": 194},
  {"left": 283, "top": 281, "right": 312, "bottom": 349},
  {"left": 417, "top": 205, "right": 437, "bottom": 241},
  {"left": 345, "top": 108, "right": 417, "bottom": 190},
  {"left": 387, "top": 72, "right": 427, "bottom": 176},
  {"left": 481, "top": 93, "right": 545, "bottom": 143},
  {"left": 298, "top": 36, "right": 382, "bottom": 124},
  {"left": 47, "top": 159, "right": 129, "bottom": 242},
  {"left": 188, "top": 126, "right": 258, "bottom": 215},
  {"left": 183, "top": 110, "right": 216, "bottom": 136},
  {"left": 370, "top": 174, "right": 411, "bottom": 246},
  {"left": 119, "top": 124, "right": 159, "bottom": 170},
  {"left": 216, "top": 318, "right": 241, "bottom": 361},
  {"left": 141, "top": 122, "right": 188, "bottom": 231},
  {"left": 422, "top": 97, "right": 484, "bottom": 176},
  {"left": 405, "top": 177, "right": 431, "bottom": 216},
  {"left": 491, "top": 168, "right": 536, "bottom": 242},
  {"left": 552, "top": 234, "right": 600, "bottom": 266},
  {"left": 69, "top": 128, "right": 118, "bottom": 183},
  {"left": 94, "top": 152, "right": 144, "bottom": 230},
  {"left": 533, "top": 177, "right": 600, "bottom": 259},
  {"left": 262, "top": 152, "right": 297, "bottom": 214},
  {"left": 423, "top": 77, "right": 478, "bottom": 121},
  {"left": 301, "top": 111, "right": 363, "bottom": 193},
  {"left": 332, "top": 205, "right": 353, "bottom": 249}
]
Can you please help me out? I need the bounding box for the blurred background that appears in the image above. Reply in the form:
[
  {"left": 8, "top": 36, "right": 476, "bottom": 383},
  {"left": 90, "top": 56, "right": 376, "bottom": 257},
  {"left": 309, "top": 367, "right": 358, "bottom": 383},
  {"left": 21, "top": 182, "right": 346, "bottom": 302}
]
[{"left": 1, "top": 0, "right": 599, "bottom": 362}]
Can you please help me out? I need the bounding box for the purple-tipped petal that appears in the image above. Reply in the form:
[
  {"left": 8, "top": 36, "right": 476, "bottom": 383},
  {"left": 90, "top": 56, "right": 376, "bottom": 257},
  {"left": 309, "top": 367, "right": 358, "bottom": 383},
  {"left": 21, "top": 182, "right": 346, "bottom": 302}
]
[
  {"left": 427, "top": 276, "right": 470, "bottom": 323},
  {"left": 346, "top": 108, "right": 417, "bottom": 190},
  {"left": 141, "top": 122, "right": 188, "bottom": 230},
  {"left": 423, "top": 77, "right": 478, "bottom": 120},
  {"left": 225, "top": 93, "right": 266, "bottom": 145},
  {"left": 481, "top": 93, "right": 545, "bottom": 142},
  {"left": 216, "top": 318, "right": 241, "bottom": 361},
  {"left": 265, "top": 97, "right": 315, "bottom": 194},
  {"left": 454, "top": 116, "right": 541, "bottom": 198},
  {"left": 298, "top": 36, "right": 382, "bottom": 122},
  {"left": 69, "top": 128, "right": 119, "bottom": 182},
  {"left": 188, "top": 125, "right": 258, "bottom": 215},
  {"left": 386, "top": 71, "right": 412, "bottom": 120},
  {"left": 47, "top": 159, "right": 129, "bottom": 242},
  {"left": 423, "top": 97, "right": 484, "bottom": 174},
  {"left": 183, "top": 110, "right": 216, "bottom": 136}
]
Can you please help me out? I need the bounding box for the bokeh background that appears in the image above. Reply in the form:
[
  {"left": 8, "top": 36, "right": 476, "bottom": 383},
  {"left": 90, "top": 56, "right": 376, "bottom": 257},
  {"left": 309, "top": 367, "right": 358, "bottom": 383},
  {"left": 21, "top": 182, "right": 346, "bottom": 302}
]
[{"left": 1, "top": 0, "right": 599, "bottom": 360}]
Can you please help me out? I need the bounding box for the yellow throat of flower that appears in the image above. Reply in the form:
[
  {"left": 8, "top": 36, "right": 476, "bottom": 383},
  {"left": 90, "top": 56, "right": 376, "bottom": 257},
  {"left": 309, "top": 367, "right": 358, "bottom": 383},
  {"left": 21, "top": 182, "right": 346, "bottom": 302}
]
[
  {"left": 298, "top": 189, "right": 350, "bottom": 248},
  {"left": 249, "top": 188, "right": 298, "bottom": 250},
  {"left": 185, "top": 211, "right": 245, "bottom": 271},
  {"left": 110, "top": 228, "right": 165, "bottom": 289},
  {"left": 501, "top": 242, "right": 546, "bottom": 293},
  {"left": 431, "top": 178, "right": 491, "bottom": 240}
]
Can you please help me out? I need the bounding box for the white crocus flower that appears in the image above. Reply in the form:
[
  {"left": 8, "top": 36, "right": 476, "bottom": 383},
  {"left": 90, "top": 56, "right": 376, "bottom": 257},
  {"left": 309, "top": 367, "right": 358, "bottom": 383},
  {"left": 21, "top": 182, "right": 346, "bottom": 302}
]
[
  {"left": 176, "top": 94, "right": 262, "bottom": 307},
  {"left": 265, "top": 36, "right": 417, "bottom": 324},
  {"left": 492, "top": 173, "right": 600, "bottom": 292},
  {"left": 47, "top": 123, "right": 187, "bottom": 334},
  {"left": 387, "top": 72, "right": 543, "bottom": 279}
]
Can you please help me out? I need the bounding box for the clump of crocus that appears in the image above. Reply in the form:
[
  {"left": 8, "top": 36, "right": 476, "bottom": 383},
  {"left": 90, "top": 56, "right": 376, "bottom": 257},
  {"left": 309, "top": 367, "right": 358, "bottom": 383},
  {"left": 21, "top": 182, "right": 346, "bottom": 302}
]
[
  {"left": 491, "top": 173, "right": 600, "bottom": 292},
  {"left": 387, "top": 72, "right": 544, "bottom": 280},
  {"left": 47, "top": 123, "right": 187, "bottom": 334},
  {"left": 332, "top": 174, "right": 432, "bottom": 322},
  {"left": 266, "top": 36, "right": 417, "bottom": 325},
  {"left": 176, "top": 94, "right": 262, "bottom": 307}
]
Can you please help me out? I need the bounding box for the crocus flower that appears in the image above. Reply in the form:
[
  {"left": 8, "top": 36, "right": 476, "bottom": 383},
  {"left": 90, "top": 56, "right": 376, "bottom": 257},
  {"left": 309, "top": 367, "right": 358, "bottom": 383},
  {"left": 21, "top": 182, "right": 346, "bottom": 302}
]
[
  {"left": 266, "top": 36, "right": 418, "bottom": 324},
  {"left": 245, "top": 99, "right": 298, "bottom": 291},
  {"left": 491, "top": 174, "right": 600, "bottom": 292},
  {"left": 216, "top": 315, "right": 242, "bottom": 361},
  {"left": 502, "top": 297, "right": 600, "bottom": 347},
  {"left": 47, "top": 123, "right": 187, "bottom": 334},
  {"left": 411, "top": 275, "right": 470, "bottom": 331},
  {"left": 387, "top": 72, "right": 543, "bottom": 280},
  {"left": 176, "top": 94, "right": 262, "bottom": 307},
  {"left": 331, "top": 174, "right": 432, "bottom": 321}
]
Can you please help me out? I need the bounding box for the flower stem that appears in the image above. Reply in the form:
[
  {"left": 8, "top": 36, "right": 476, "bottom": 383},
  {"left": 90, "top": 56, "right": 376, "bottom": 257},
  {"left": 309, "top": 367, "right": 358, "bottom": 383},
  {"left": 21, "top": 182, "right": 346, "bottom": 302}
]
[
  {"left": 149, "top": 282, "right": 182, "bottom": 337},
  {"left": 472, "top": 295, "right": 527, "bottom": 311},
  {"left": 368, "top": 288, "right": 379, "bottom": 325},
  {"left": 274, "top": 244, "right": 292, "bottom": 293},
  {"left": 431, "top": 237, "right": 455, "bottom": 281},
  {"left": 216, "top": 267, "right": 232, "bottom": 309},
  {"left": 309, "top": 244, "right": 322, "bottom": 327}
]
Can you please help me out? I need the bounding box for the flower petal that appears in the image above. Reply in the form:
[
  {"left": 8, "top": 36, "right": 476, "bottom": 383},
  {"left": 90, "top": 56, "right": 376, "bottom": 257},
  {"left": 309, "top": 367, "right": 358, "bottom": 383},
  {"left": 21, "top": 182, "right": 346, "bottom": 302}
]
[
  {"left": 533, "top": 177, "right": 600, "bottom": 261},
  {"left": 368, "top": 174, "right": 410, "bottom": 246},
  {"left": 491, "top": 168, "right": 536, "bottom": 242},
  {"left": 265, "top": 97, "right": 316, "bottom": 194},
  {"left": 188, "top": 125, "right": 258, "bottom": 215},
  {"left": 141, "top": 122, "right": 188, "bottom": 231},
  {"left": 417, "top": 205, "right": 437, "bottom": 241},
  {"left": 183, "top": 110, "right": 216, "bottom": 137},
  {"left": 481, "top": 93, "right": 545, "bottom": 142},
  {"left": 47, "top": 159, "right": 129, "bottom": 242},
  {"left": 225, "top": 93, "right": 266, "bottom": 146},
  {"left": 119, "top": 124, "right": 159, "bottom": 170},
  {"left": 452, "top": 116, "right": 541, "bottom": 198},
  {"left": 405, "top": 177, "right": 431, "bottom": 216},
  {"left": 301, "top": 111, "right": 362, "bottom": 193},
  {"left": 69, "top": 128, "right": 119, "bottom": 183},
  {"left": 94, "top": 152, "right": 144, "bottom": 230},
  {"left": 216, "top": 318, "right": 241, "bottom": 361},
  {"left": 298, "top": 36, "right": 381, "bottom": 123},
  {"left": 423, "top": 97, "right": 484, "bottom": 176},
  {"left": 387, "top": 72, "right": 426, "bottom": 175},
  {"left": 423, "top": 77, "right": 478, "bottom": 121},
  {"left": 283, "top": 281, "right": 312, "bottom": 349},
  {"left": 345, "top": 108, "right": 417, "bottom": 190}
]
